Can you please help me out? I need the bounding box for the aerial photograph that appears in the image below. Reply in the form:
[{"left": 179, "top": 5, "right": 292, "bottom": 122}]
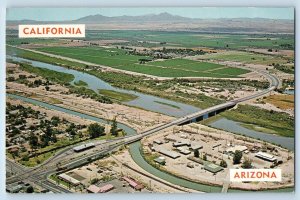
[{"left": 5, "top": 7, "right": 294, "bottom": 193}]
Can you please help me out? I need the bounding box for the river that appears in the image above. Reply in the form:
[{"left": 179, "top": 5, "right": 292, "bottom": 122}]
[{"left": 8, "top": 56, "right": 200, "bottom": 118}]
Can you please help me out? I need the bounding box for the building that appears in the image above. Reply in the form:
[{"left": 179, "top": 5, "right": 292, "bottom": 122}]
[
  {"left": 226, "top": 145, "right": 248, "bottom": 154},
  {"left": 122, "top": 177, "right": 144, "bottom": 191},
  {"left": 204, "top": 163, "right": 223, "bottom": 173},
  {"left": 154, "top": 157, "right": 166, "bottom": 165},
  {"left": 173, "top": 140, "right": 191, "bottom": 147},
  {"left": 158, "top": 148, "right": 180, "bottom": 159},
  {"left": 58, "top": 173, "right": 81, "bottom": 186},
  {"left": 87, "top": 184, "right": 114, "bottom": 193},
  {"left": 190, "top": 143, "right": 203, "bottom": 151},
  {"left": 177, "top": 147, "right": 191, "bottom": 155},
  {"left": 153, "top": 139, "right": 163, "bottom": 145},
  {"left": 255, "top": 152, "right": 277, "bottom": 162},
  {"left": 73, "top": 142, "right": 95, "bottom": 152}
]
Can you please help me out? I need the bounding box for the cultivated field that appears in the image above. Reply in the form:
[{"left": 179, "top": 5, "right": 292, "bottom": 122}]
[
  {"left": 36, "top": 47, "right": 249, "bottom": 78},
  {"left": 195, "top": 50, "right": 290, "bottom": 65}
]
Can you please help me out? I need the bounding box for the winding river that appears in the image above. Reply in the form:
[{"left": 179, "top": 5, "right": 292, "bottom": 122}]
[
  {"left": 7, "top": 56, "right": 294, "bottom": 192},
  {"left": 8, "top": 56, "right": 200, "bottom": 118}
]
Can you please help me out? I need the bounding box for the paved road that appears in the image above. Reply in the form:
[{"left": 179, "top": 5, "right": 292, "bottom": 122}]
[{"left": 6, "top": 46, "right": 279, "bottom": 193}]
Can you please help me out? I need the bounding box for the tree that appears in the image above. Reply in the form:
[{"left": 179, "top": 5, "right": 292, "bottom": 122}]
[
  {"left": 26, "top": 186, "right": 34, "bottom": 193},
  {"left": 220, "top": 160, "right": 227, "bottom": 168},
  {"left": 29, "top": 132, "right": 39, "bottom": 150},
  {"left": 88, "top": 123, "right": 105, "bottom": 139},
  {"left": 51, "top": 116, "right": 60, "bottom": 126},
  {"left": 110, "top": 116, "right": 118, "bottom": 136},
  {"left": 242, "top": 158, "right": 252, "bottom": 169},
  {"left": 203, "top": 154, "right": 207, "bottom": 161},
  {"left": 233, "top": 150, "right": 243, "bottom": 164},
  {"left": 194, "top": 149, "right": 200, "bottom": 158}
]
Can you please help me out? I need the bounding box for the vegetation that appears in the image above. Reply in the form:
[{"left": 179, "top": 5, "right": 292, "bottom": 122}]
[
  {"left": 69, "top": 86, "right": 112, "bottom": 104},
  {"left": 110, "top": 117, "right": 118, "bottom": 136},
  {"left": 220, "top": 160, "right": 227, "bottom": 168},
  {"left": 273, "top": 63, "right": 294, "bottom": 74},
  {"left": 242, "top": 158, "right": 253, "bottom": 169},
  {"left": 74, "top": 80, "right": 88, "bottom": 86},
  {"left": 7, "top": 45, "right": 86, "bottom": 69},
  {"left": 194, "top": 149, "right": 200, "bottom": 158},
  {"left": 98, "top": 89, "right": 137, "bottom": 102},
  {"left": 221, "top": 104, "right": 294, "bottom": 137},
  {"left": 233, "top": 150, "right": 243, "bottom": 164},
  {"left": 88, "top": 123, "right": 105, "bottom": 139},
  {"left": 84, "top": 30, "right": 294, "bottom": 50},
  {"left": 199, "top": 51, "right": 289, "bottom": 65},
  {"left": 36, "top": 46, "right": 249, "bottom": 78},
  {"left": 19, "top": 62, "right": 74, "bottom": 84}
]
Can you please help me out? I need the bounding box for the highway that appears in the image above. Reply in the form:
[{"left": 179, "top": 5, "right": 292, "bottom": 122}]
[{"left": 6, "top": 47, "right": 280, "bottom": 193}]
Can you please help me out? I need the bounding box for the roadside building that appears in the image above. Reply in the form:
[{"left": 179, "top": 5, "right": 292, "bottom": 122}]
[
  {"left": 58, "top": 173, "right": 81, "bottom": 186},
  {"left": 255, "top": 152, "right": 277, "bottom": 162},
  {"left": 6, "top": 185, "right": 23, "bottom": 193},
  {"left": 122, "top": 177, "right": 144, "bottom": 191},
  {"left": 73, "top": 142, "right": 95, "bottom": 152},
  {"left": 87, "top": 184, "right": 114, "bottom": 193}
]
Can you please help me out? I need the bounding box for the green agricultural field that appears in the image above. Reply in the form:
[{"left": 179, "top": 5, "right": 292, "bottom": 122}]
[
  {"left": 36, "top": 46, "right": 250, "bottom": 78},
  {"left": 85, "top": 30, "right": 294, "bottom": 50},
  {"left": 197, "top": 51, "right": 289, "bottom": 65}
]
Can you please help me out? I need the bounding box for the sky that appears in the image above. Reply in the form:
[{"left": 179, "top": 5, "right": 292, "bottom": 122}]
[{"left": 6, "top": 7, "right": 294, "bottom": 21}]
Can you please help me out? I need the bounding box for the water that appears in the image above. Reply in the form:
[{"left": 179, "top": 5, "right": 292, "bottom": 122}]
[
  {"left": 284, "top": 90, "right": 294, "bottom": 95},
  {"left": 8, "top": 56, "right": 200, "bottom": 117},
  {"left": 209, "top": 118, "right": 294, "bottom": 151}
]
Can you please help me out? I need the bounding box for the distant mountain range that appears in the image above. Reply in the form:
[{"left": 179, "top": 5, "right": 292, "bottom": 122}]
[
  {"left": 7, "top": 12, "right": 294, "bottom": 34},
  {"left": 76, "top": 12, "right": 189, "bottom": 22}
]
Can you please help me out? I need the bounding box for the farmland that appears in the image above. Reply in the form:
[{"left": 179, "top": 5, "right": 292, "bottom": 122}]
[
  {"left": 196, "top": 50, "right": 291, "bottom": 65},
  {"left": 85, "top": 30, "right": 294, "bottom": 49},
  {"left": 36, "top": 46, "right": 249, "bottom": 78}
]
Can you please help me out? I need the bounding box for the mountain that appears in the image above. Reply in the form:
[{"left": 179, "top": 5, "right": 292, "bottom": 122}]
[
  {"left": 6, "top": 13, "right": 294, "bottom": 34},
  {"left": 75, "top": 12, "right": 190, "bottom": 23}
]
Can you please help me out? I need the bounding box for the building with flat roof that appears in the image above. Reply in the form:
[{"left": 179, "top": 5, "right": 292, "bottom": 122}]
[
  {"left": 190, "top": 143, "right": 203, "bottom": 151},
  {"left": 173, "top": 139, "right": 191, "bottom": 147},
  {"left": 154, "top": 139, "right": 163, "bottom": 145},
  {"left": 255, "top": 152, "right": 277, "bottom": 162},
  {"left": 177, "top": 147, "right": 191, "bottom": 155},
  {"left": 158, "top": 148, "right": 180, "bottom": 159},
  {"left": 87, "top": 184, "right": 114, "bottom": 193},
  {"left": 204, "top": 163, "right": 223, "bottom": 173},
  {"left": 226, "top": 145, "right": 248, "bottom": 154},
  {"left": 122, "top": 177, "right": 144, "bottom": 191},
  {"left": 73, "top": 142, "right": 95, "bottom": 152},
  {"left": 154, "top": 157, "right": 166, "bottom": 165},
  {"left": 58, "top": 173, "right": 81, "bottom": 186}
]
